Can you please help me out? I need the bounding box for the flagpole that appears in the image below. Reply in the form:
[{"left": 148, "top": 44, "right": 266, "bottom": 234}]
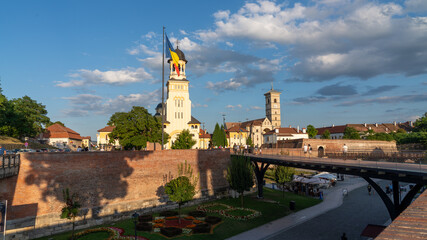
[{"left": 161, "top": 26, "right": 165, "bottom": 150}]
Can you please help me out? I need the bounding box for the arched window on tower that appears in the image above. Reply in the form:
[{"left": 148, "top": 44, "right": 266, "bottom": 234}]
[{"left": 274, "top": 99, "right": 277, "bottom": 103}]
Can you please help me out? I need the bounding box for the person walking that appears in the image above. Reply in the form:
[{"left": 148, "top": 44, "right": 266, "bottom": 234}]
[
  {"left": 342, "top": 144, "right": 348, "bottom": 159},
  {"left": 303, "top": 143, "right": 308, "bottom": 156},
  {"left": 367, "top": 185, "right": 372, "bottom": 196},
  {"left": 0, "top": 145, "right": 4, "bottom": 155}
]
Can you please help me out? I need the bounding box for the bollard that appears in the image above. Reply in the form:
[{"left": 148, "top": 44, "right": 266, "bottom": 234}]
[{"left": 289, "top": 201, "right": 296, "bottom": 210}]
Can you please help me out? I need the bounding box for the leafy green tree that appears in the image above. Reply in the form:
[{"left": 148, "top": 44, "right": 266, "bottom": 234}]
[
  {"left": 343, "top": 127, "right": 360, "bottom": 139},
  {"left": 171, "top": 129, "right": 196, "bottom": 149},
  {"left": 165, "top": 169, "right": 197, "bottom": 224},
  {"left": 227, "top": 155, "right": 254, "bottom": 207},
  {"left": 108, "top": 106, "right": 168, "bottom": 150},
  {"left": 246, "top": 136, "right": 254, "bottom": 147},
  {"left": 321, "top": 130, "right": 331, "bottom": 139},
  {"left": 0, "top": 92, "right": 50, "bottom": 138},
  {"left": 60, "top": 188, "right": 81, "bottom": 240},
  {"left": 10, "top": 96, "right": 51, "bottom": 138},
  {"left": 414, "top": 112, "right": 427, "bottom": 132},
  {"left": 212, "top": 123, "right": 223, "bottom": 147},
  {"left": 365, "top": 132, "right": 394, "bottom": 141},
  {"left": 274, "top": 166, "right": 295, "bottom": 198},
  {"left": 46, "top": 121, "right": 65, "bottom": 127},
  {"left": 306, "top": 125, "right": 318, "bottom": 139}
]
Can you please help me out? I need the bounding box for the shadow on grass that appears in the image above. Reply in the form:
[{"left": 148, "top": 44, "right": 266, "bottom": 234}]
[{"left": 35, "top": 188, "right": 321, "bottom": 240}]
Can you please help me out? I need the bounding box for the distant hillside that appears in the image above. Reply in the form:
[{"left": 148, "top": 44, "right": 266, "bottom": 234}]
[{"left": 0, "top": 136, "right": 56, "bottom": 149}]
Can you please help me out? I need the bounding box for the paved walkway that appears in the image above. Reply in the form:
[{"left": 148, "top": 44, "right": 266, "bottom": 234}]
[{"left": 226, "top": 176, "right": 369, "bottom": 240}]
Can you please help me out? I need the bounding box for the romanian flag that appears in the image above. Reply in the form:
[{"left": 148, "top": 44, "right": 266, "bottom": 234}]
[{"left": 165, "top": 34, "right": 180, "bottom": 76}]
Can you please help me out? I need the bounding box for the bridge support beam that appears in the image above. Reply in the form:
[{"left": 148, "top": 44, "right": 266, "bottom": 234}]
[
  {"left": 363, "top": 177, "right": 424, "bottom": 220},
  {"left": 253, "top": 162, "right": 270, "bottom": 199}
]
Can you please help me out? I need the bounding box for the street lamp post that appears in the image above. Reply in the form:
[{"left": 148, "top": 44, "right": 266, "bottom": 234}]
[{"left": 132, "top": 212, "right": 139, "bottom": 240}]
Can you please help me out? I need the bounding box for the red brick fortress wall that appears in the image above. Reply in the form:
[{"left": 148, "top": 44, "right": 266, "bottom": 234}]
[
  {"left": 0, "top": 149, "right": 230, "bottom": 239},
  {"left": 261, "top": 139, "right": 397, "bottom": 157}
]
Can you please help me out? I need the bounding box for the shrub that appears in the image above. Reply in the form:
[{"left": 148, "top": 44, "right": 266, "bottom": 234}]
[
  {"left": 205, "top": 216, "right": 222, "bottom": 225},
  {"left": 159, "top": 210, "right": 178, "bottom": 217},
  {"left": 138, "top": 214, "right": 152, "bottom": 222},
  {"left": 136, "top": 222, "right": 152, "bottom": 232},
  {"left": 160, "top": 227, "right": 182, "bottom": 237},
  {"left": 192, "top": 223, "right": 211, "bottom": 234},
  {"left": 188, "top": 210, "right": 207, "bottom": 218}
]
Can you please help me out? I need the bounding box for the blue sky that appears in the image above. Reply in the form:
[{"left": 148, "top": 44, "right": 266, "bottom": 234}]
[{"left": 1, "top": 0, "right": 426, "bottom": 140}]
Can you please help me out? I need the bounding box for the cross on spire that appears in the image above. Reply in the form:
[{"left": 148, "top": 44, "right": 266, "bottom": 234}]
[{"left": 175, "top": 39, "right": 179, "bottom": 49}]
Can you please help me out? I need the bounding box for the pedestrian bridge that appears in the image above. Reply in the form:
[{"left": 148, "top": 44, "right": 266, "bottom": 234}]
[
  {"left": 0, "top": 154, "right": 20, "bottom": 179},
  {"left": 238, "top": 153, "right": 427, "bottom": 220}
]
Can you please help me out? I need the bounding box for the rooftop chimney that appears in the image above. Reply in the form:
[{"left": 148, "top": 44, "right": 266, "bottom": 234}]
[
  {"left": 332, "top": 124, "right": 335, "bottom": 127},
  {"left": 302, "top": 128, "right": 306, "bottom": 133},
  {"left": 364, "top": 123, "right": 367, "bottom": 127},
  {"left": 393, "top": 121, "right": 397, "bottom": 126},
  {"left": 297, "top": 125, "right": 300, "bottom": 132},
  {"left": 275, "top": 128, "right": 279, "bottom": 133},
  {"left": 289, "top": 125, "right": 291, "bottom": 128},
  {"left": 410, "top": 121, "right": 413, "bottom": 127},
  {"left": 375, "top": 123, "right": 378, "bottom": 127}
]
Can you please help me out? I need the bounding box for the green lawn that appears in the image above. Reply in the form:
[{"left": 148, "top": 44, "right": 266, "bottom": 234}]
[{"left": 36, "top": 188, "right": 321, "bottom": 240}]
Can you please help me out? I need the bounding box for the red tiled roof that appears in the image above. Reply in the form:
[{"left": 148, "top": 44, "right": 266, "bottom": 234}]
[
  {"left": 97, "top": 126, "right": 115, "bottom": 132},
  {"left": 43, "top": 123, "right": 83, "bottom": 140},
  {"left": 199, "top": 129, "right": 211, "bottom": 139},
  {"left": 82, "top": 136, "right": 91, "bottom": 140},
  {"left": 376, "top": 190, "right": 427, "bottom": 239},
  {"left": 240, "top": 118, "right": 266, "bottom": 128},
  {"left": 226, "top": 125, "right": 248, "bottom": 133},
  {"left": 360, "top": 224, "right": 386, "bottom": 238},
  {"left": 316, "top": 125, "right": 347, "bottom": 135},
  {"left": 225, "top": 122, "right": 240, "bottom": 130},
  {"left": 265, "top": 127, "right": 304, "bottom": 136}
]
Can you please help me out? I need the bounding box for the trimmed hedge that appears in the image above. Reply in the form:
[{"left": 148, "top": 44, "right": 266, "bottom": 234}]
[{"left": 160, "top": 227, "right": 182, "bottom": 237}]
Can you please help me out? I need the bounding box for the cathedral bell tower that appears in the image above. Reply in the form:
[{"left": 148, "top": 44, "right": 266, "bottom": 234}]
[
  {"left": 264, "top": 87, "right": 282, "bottom": 128},
  {"left": 163, "top": 46, "right": 200, "bottom": 148}
]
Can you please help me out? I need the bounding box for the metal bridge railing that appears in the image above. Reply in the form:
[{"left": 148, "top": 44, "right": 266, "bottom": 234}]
[{"left": 0, "top": 154, "right": 20, "bottom": 179}]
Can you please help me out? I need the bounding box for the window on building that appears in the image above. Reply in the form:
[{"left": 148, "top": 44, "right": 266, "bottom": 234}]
[
  {"left": 274, "top": 99, "right": 277, "bottom": 103},
  {"left": 195, "top": 125, "right": 198, "bottom": 129},
  {"left": 275, "top": 117, "right": 277, "bottom": 120}
]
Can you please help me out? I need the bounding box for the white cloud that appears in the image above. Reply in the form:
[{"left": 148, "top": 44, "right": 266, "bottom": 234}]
[
  {"left": 62, "top": 90, "right": 161, "bottom": 117},
  {"left": 198, "top": 0, "right": 427, "bottom": 81},
  {"left": 226, "top": 104, "right": 243, "bottom": 110},
  {"left": 192, "top": 103, "right": 208, "bottom": 108},
  {"left": 57, "top": 67, "right": 153, "bottom": 87},
  {"left": 127, "top": 44, "right": 158, "bottom": 56},
  {"left": 250, "top": 106, "right": 263, "bottom": 110},
  {"left": 207, "top": 79, "right": 243, "bottom": 92},
  {"left": 405, "top": 0, "right": 427, "bottom": 13}
]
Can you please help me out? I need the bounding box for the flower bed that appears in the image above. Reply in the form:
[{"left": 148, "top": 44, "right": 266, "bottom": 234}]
[
  {"left": 196, "top": 203, "right": 232, "bottom": 213},
  {"left": 197, "top": 203, "right": 261, "bottom": 221},
  {"left": 219, "top": 207, "right": 261, "bottom": 220}
]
